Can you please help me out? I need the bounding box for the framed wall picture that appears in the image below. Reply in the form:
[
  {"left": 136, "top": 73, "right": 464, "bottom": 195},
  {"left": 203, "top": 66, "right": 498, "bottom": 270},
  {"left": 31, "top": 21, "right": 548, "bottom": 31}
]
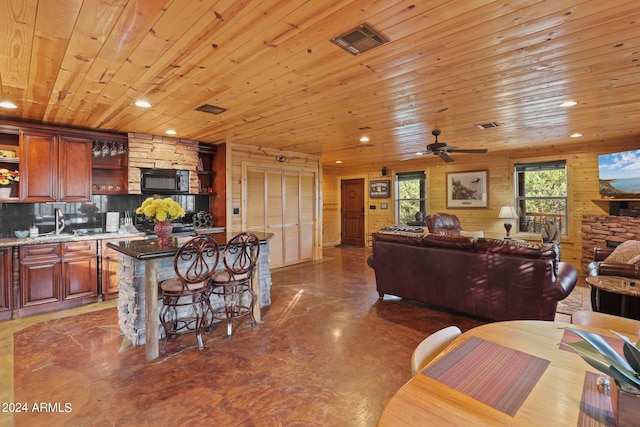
[
  {"left": 370, "top": 179, "right": 390, "bottom": 198},
  {"left": 446, "top": 170, "right": 488, "bottom": 208}
]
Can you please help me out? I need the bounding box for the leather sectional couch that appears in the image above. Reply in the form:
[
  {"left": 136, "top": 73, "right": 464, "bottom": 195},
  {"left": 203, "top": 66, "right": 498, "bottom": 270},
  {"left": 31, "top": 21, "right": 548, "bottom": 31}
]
[{"left": 367, "top": 231, "right": 578, "bottom": 321}]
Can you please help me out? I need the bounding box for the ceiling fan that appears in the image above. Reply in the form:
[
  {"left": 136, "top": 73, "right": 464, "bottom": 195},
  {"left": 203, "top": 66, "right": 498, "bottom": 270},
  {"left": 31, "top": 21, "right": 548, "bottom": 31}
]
[{"left": 425, "top": 130, "right": 488, "bottom": 163}]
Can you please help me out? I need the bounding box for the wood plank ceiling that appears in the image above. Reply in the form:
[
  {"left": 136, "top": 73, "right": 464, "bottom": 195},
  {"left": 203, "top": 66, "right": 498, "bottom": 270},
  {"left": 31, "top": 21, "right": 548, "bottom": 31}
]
[{"left": 0, "top": 0, "right": 639, "bottom": 167}]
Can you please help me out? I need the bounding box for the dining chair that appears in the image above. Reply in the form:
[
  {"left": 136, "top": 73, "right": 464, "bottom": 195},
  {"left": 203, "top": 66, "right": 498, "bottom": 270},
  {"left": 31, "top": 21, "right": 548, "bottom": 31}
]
[
  {"left": 411, "top": 326, "right": 462, "bottom": 376},
  {"left": 158, "top": 235, "right": 219, "bottom": 353},
  {"left": 210, "top": 232, "right": 260, "bottom": 338},
  {"left": 570, "top": 310, "right": 640, "bottom": 336}
]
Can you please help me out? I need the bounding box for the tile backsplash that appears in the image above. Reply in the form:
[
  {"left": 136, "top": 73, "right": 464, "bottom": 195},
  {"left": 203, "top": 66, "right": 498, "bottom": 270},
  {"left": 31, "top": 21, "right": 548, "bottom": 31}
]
[{"left": 0, "top": 194, "right": 210, "bottom": 238}]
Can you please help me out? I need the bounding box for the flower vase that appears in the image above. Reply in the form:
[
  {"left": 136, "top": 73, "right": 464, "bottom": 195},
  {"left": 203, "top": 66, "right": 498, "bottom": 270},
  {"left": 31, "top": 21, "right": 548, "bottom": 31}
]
[
  {"left": 154, "top": 221, "right": 173, "bottom": 246},
  {"left": 0, "top": 186, "right": 11, "bottom": 199}
]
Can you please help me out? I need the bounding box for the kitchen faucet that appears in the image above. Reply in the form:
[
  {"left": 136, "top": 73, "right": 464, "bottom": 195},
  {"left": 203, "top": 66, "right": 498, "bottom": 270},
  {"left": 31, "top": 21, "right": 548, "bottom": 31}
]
[{"left": 54, "top": 208, "right": 65, "bottom": 235}]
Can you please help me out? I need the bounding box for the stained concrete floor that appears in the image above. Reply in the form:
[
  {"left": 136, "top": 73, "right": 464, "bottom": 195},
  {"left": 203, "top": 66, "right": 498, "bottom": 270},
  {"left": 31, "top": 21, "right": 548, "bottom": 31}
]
[{"left": 3, "top": 246, "right": 572, "bottom": 426}]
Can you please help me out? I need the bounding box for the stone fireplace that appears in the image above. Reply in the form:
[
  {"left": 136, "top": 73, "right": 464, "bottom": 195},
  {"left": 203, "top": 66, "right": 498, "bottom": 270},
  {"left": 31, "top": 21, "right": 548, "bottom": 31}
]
[{"left": 581, "top": 215, "right": 640, "bottom": 272}]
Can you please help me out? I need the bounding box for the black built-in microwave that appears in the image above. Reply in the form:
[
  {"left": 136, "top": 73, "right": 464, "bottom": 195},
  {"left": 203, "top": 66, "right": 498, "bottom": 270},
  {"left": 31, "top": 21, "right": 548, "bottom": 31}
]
[{"left": 140, "top": 168, "right": 189, "bottom": 194}]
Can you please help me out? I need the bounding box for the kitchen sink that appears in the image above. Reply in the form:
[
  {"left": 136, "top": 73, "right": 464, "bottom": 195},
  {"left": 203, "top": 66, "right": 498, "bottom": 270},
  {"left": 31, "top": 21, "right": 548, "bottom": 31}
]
[{"left": 33, "top": 233, "right": 72, "bottom": 240}]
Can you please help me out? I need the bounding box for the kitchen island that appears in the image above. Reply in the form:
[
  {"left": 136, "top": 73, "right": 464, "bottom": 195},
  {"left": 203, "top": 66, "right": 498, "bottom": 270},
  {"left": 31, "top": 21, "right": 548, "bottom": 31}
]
[{"left": 107, "top": 232, "right": 272, "bottom": 360}]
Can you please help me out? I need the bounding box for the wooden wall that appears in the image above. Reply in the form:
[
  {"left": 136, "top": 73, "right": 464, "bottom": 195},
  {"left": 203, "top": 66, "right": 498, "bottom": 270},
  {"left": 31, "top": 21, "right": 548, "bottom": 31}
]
[
  {"left": 324, "top": 136, "right": 640, "bottom": 272},
  {"left": 322, "top": 167, "right": 340, "bottom": 247}
]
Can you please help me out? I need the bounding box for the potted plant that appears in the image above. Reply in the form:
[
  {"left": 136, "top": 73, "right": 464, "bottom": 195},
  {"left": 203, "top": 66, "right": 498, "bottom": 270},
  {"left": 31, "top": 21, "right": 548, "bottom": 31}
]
[
  {"left": 565, "top": 327, "right": 640, "bottom": 426},
  {"left": 136, "top": 197, "right": 185, "bottom": 245},
  {"left": 0, "top": 168, "right": 19, "bottom": 198}
]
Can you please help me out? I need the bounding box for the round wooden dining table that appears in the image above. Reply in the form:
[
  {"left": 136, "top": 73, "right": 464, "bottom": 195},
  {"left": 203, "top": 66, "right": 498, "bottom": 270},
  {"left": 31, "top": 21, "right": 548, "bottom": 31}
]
[{"left": 378, "top": 320, "right": 628, "bottom": 426}]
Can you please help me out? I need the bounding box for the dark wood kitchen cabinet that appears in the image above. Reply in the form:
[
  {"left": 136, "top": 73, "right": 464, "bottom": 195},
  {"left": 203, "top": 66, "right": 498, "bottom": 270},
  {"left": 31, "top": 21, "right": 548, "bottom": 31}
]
[
  {"left": 62, "top": 240, "right": 98, "bottom": 301},
  {"left": 198, "top": 142, "right": 226, "bottom": 227},
  {"left": 20, "top": 130, "right": 92, "bottom": 202},
  {"left": 0, "top": 132, "right": 20, "bottom": 201},
  {"left": 18, "top": 241, "right": 98, "bottom": 317},
  {"left": 0, "top": 248, "right": 12, "bottom": 321},
  {"left": 19, "top": 243, "right": 62, "bottom": 317}
]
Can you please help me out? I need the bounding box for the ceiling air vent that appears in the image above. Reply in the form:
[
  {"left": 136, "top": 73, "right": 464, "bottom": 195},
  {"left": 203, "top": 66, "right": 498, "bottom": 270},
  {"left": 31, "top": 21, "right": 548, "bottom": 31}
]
[
  {"left": 196, "top": 104, "right": 227, "bottom": 115},
  {"left": 331, "top": 23, "right": 389, "bottom": 55},
  {"left": 476, "top": 122, "right": 499, "bottom": 129}
]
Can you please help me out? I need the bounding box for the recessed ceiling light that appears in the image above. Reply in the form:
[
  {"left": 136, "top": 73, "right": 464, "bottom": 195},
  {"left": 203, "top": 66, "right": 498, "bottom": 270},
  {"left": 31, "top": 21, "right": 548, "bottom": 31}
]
[
  {"left": 135, "top": 100, "right": 151, "bottom": 108},
  {"left": 570, "top": 133, "right": 582, "bottom": 138},
  {"left": 0, "top": 100, "right": 17, "bottom": 109},
  {"left": 560, "top": 101, "right": 577, "bottom": 107},
  {"left": 335, "top": 160, "right": 342, "bottom": 164},
  {"left": 415, "top": 152, "right": 424, "bottom": 156},
  {"left": 165, "top": 129, "right": 177, "bottom": 135},
  {"left": 360, "top": 136, "right": 369, "bottom": 143}
]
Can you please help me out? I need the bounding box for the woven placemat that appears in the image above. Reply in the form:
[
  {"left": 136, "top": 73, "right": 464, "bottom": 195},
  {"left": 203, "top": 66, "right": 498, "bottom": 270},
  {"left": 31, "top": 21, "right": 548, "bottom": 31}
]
[
  {"left": 560, "top": 329, "right": 624, "bottom": 356},
  {"left": 578, "top": 371, "right": 615, "bottom": 427},
  {"left": 423, "top": 336, "right": 550, "bottom": 416}
]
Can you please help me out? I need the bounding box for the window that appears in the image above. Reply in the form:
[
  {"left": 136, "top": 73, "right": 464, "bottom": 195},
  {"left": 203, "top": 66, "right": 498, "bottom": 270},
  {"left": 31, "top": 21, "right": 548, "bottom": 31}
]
[
  {"left": 396, "top": 171, "right": 427, "bottom": 225},
  {"left": 515, "top": 161, "right": 567, "bottom": 235}
]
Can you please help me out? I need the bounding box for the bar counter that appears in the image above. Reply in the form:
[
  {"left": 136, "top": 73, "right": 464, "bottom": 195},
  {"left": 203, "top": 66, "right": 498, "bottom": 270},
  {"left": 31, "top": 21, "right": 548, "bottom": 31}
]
[{"left": 108, "top": 232, "right": 273, "bottom": 360}]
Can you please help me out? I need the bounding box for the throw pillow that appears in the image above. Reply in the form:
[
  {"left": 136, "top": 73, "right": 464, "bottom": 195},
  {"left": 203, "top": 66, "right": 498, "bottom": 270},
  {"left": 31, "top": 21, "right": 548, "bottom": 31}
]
[
  {"left": 603, "top": 240, "right": 640, "bottom": 263},
  {"left": 627, "top": 253, "right": 640, "bottom": 265}
]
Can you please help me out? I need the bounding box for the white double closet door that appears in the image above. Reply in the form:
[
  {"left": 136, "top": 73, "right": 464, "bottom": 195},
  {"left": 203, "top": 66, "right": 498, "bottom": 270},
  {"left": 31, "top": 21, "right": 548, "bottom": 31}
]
[{"left": 245, "top": 167, "right": 315, "bottom": 268}]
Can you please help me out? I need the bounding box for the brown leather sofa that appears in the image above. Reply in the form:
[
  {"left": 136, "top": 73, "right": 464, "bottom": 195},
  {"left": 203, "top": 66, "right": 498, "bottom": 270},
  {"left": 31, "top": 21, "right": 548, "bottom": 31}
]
[{"left": 367, "top": 232, "right": 578, "bottom": 321}]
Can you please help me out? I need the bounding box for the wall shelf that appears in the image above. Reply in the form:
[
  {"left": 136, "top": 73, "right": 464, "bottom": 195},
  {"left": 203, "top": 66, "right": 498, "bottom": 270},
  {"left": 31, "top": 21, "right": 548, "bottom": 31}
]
[
  {"left": 592, "top": 199, "right": 640, "bottom": 216},
  {"left": 197, "top": 145, "right": 217, "bottom": 194},
  {"left": 91, "top": 140, "right": 128, "bottom": 195}
]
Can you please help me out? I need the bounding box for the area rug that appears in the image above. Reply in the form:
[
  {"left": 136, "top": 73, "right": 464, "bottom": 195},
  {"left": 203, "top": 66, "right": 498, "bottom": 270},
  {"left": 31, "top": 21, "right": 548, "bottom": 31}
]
[{"left": 556, "top": 286, "right": 592, "bottom": 315}]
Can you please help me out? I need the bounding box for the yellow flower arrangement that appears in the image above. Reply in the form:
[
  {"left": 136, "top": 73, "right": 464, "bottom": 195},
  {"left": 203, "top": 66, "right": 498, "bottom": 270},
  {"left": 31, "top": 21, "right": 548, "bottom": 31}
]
[
  {"left": 136, "top": 197, "right": 186, "bottom": 223},
  {"left": 0, "top": 169, "right": 19, "bottom": 186}
]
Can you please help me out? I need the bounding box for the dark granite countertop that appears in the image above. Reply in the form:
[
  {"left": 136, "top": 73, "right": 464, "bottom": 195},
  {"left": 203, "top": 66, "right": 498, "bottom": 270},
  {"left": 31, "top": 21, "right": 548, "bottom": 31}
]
[
  {"left": 0, "top": 231, "right": 145, "bottom": 248},
  {"left": 107, "top": 231, "right": 273, "bottom": 260}
]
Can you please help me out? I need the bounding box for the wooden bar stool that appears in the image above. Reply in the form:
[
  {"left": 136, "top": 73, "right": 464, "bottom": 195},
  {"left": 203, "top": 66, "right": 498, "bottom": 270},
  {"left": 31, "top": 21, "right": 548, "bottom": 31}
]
[
  {"left": 210, "top": 232, "right": 260, "bottom": 337},
  {"left": 159, "top": 235, "right": 219, "bottom": 353}
]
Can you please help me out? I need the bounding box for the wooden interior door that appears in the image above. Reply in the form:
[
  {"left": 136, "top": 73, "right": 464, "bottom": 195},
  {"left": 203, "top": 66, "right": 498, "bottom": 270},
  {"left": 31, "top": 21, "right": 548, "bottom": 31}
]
[
  {"left": 245, "top": 167, "right": 316, "bottom": 268},
  {"left": 299, "top": 173, "right": 314, "bottom": 260},
  {"left": 266, "top": 170, "right": 284, "bottom": 267},
  {"left": 341, "top": 178, "right": 365, "bottom": 246},
  {"left": 283, "top": 172, "right": 300, "bottom": 265}
]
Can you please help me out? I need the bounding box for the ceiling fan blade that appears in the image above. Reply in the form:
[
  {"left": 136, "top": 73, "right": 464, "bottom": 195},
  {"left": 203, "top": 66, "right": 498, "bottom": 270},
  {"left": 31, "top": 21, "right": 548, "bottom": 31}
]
[
  {"left": 447, "top": 148, "right": 488, "bottom": 154},
  {"left": 438, "top": 151, "right": 455, "bottom": 163}
]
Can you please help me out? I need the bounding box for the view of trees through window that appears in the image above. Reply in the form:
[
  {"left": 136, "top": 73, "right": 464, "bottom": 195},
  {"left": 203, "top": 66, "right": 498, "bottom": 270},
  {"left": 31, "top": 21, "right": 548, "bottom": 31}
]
[
  {"left": 515, "top": 161, "right": 567, "bottom": 235},
  {"left": 396, "top": 172, "right": 426, "bottom": 225}
]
